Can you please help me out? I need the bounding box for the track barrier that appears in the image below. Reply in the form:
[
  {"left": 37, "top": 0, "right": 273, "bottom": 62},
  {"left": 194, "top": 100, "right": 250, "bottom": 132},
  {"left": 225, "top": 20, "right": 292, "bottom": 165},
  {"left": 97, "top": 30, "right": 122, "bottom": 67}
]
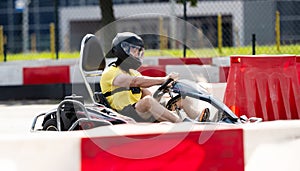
[
  {"left": 224, "top": 55, "right": 300, "bottom": 121},
  {"left": 81, "top": 124, "right": 244, "bottom": 171},
  {"left": 2, "top": 120, "right": 300, "bottom": 171},
  {"left": 219, "top": 66, "right": 230, "bottom": 82},
  {"left": 0, "top": 57, "right": 227, "bottom": 100},
  {"left": 297, "top": 56, "right": 300, "bottom": 84},
  {"left": 138, "top": 65, "right": 166, "bottom": 77},
  {"left": 158, "top": 57, "right": 212, "bottom": 66},
  {"left": 23, "top": 65, "right": 70, "bottom": 85}
]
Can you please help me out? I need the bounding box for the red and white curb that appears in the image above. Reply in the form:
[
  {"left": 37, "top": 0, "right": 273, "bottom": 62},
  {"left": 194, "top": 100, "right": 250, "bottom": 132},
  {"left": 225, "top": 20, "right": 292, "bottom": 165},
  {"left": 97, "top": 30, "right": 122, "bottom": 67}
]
[{"left": 1, "top": 121, "right": 300, "bottom": 171}]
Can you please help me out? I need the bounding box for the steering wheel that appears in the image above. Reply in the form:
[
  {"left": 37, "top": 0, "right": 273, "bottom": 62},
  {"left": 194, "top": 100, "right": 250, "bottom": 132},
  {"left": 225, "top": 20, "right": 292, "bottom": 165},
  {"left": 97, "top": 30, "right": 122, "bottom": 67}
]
[{"left": 153, "top": 78, "right": 174, "bottom": 101}]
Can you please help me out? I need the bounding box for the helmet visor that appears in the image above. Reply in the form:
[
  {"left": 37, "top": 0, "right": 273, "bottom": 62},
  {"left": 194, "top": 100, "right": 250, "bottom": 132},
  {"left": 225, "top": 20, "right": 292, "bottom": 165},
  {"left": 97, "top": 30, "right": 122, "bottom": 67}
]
[{"left": 121, "top": 41, "right": 144, "bottom": 58}]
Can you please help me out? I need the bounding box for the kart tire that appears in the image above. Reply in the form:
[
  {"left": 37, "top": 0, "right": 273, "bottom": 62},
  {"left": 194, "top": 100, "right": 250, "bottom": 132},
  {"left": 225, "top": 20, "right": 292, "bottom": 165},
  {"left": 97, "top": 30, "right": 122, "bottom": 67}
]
[{"left": 43, "top": 118, "right": 59, "bottom": 131}]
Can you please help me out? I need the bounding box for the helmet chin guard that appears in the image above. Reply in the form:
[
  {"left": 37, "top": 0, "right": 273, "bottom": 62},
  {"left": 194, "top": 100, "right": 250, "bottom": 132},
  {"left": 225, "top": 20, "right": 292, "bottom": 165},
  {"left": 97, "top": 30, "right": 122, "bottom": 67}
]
[{"left": 119, "top": 55, "right": 142, "bottom": 72}]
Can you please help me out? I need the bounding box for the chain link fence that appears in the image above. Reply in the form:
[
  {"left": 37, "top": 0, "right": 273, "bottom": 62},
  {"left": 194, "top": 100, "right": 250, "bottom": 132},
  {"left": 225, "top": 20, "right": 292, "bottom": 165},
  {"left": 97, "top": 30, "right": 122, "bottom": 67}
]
[{"left": 0, "top": 0, "right": 299, "bottom": 60}]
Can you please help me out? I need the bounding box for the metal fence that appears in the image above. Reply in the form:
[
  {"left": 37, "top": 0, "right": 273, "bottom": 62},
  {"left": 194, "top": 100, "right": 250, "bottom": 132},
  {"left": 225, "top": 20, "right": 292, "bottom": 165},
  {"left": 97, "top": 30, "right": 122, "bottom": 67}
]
[{"left": 0, "top": 0, "right": 299, "bottom": 60}]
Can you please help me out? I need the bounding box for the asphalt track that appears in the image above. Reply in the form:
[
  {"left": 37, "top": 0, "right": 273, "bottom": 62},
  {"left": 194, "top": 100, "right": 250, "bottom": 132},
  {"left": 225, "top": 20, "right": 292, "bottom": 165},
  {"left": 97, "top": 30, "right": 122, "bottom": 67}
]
[{"left": 0, "top": 100, "right": 57, "bottom": 134}]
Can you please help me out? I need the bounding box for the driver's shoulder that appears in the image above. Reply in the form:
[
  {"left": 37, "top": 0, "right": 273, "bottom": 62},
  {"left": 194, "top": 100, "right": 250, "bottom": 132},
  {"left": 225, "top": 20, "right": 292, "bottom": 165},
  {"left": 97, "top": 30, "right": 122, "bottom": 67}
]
[{"left": 103, "top": 66, "right": 121, "bottom": 76}]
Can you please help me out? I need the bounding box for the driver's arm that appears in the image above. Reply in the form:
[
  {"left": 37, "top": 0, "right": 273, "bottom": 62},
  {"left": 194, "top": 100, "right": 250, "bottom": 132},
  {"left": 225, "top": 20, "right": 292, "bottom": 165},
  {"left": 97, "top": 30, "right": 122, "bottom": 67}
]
[
  {"left": 141, "top": 88, "right": 152, "bottom": 97},
  {"left": 113, "top": 73, "right": 178, "bottom": 88}
]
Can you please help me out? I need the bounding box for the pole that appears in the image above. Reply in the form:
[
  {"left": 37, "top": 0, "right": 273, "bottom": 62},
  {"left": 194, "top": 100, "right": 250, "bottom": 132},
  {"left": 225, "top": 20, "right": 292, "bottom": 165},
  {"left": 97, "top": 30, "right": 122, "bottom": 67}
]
[
  {"left": 50, "top": 23, "right": 55, "bottom": 59},
  {"left": 31, "top": 33, "right": 36, "bottom": 52},
  {"left": 3, "top": 36, "right": 6, "bottom": 62},
  {"left": 159, "top": 17, "right": 164, "bottom": 50},
  {"left": 252, "top": 33, "right": 256, "bottom": 55},
  {"left": 54, "top": 0, "right": 59, "bottom": 59},
  {"left": 218, "top": 14, "right": 222, "bottom": 55},
  {"left": 0, "top": 25, "right": 3, "bottom": 62},
  {"left": 22, "top": 0, "right": 30, "bottom": 53},
  {"left": 183, "top": 0, "right": 187, "bottom": 58},
  {"left": 275, "top": 11, "right": 280, "bottom": 52},
  {"left": 169, "top": 0, "right": 176, "bottom": 49}
]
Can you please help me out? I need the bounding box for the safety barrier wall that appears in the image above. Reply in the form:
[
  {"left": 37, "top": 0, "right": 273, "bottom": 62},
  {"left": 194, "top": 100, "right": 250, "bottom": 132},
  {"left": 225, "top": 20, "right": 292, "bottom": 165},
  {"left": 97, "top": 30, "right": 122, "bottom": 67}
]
[
  {"left": 224, "top": 55, "right": 300, "bottom": 121},
  {"left": 2, "top": 56, "right": 298, "bottom": 101},
  {"left": 243, "top": 120, "right": 300, "bottom": 171},
  {"left": 0, "top": 57, "right": 230, "bottom": 100},
  {"left": 23, "top": 65, "right": 70, "bottom": 85},
  {"left": 158, "top": 58, "right": 212, "bottom": 65},
  {"left": 0, "top": 132, "right": 83, "bottom": 171},
  {"left": 2, "top": 120, "right": 300, "bottom": 171},
  {"left": 0, "top": 57, "right": 229, "bottom": 86},
  {"left": 297, "top": 56, "right": 300, "bottom": 84},
  {"left": 138, "top": 57, "right": 227, "bottom": 83},
  {"left": 81, "top": 124, "right": 244, "bottom": 171},
  {"left": 0, "top": 59, "right": 77, "bottom": 86}
]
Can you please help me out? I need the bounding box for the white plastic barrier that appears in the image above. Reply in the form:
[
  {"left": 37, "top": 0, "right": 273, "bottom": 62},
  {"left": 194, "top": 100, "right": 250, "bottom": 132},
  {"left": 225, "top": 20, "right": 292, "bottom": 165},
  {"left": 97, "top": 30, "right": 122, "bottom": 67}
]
[
  {"left": 212, "top": 56, "right": 230, "bottom": 66},
  {"left": 199, "top": 82, "right": 227, "bottom": 101},
  {"left": 166, "top": 65, "right": 220, "bottom": 83},
  {"left": 0, "top": 132, "right": 83, "bottom": 171},
  {"left": 246, "top": 138, "right": 300, "bottom": 171},
  {"left": 0, "top": 65, "right": 23, "bottom": 86},
  {"left": 243, "top": 120, "right": 300, "bottom": 171}
]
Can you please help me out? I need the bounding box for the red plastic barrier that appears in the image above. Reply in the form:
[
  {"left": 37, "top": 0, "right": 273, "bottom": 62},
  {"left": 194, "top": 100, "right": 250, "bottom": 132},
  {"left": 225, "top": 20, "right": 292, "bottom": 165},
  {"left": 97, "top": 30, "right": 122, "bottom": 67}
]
[
  {"left": 23, "top": 65, "right": 70, "bottom": 85},
  {"left": 224, "top": 55, "right": 300, "bottom": 121},
  {"left": 219, "top": 66, "right": 230, "bottom": 82},
  {"left": 158, "top": 58, "right": 212, "bottom": 66},
  {"left": 81, "top": 129, "right": 244, "bottom": 171},
  {"left": 297, "top": 56, "right": 300, "bottom": 84},
  {"left": 138, "top": 65, "right": 166, "bottom": 77}
]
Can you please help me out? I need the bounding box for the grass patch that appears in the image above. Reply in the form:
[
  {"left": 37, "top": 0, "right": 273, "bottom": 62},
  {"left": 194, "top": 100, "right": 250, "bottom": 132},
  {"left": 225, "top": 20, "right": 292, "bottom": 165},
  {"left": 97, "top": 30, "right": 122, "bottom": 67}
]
[
  {"left": 4, "top": 52, "right": 80, "bottom": 61},
  {"left": 146, "top": 44, "right": 300, "bottom": 57}
]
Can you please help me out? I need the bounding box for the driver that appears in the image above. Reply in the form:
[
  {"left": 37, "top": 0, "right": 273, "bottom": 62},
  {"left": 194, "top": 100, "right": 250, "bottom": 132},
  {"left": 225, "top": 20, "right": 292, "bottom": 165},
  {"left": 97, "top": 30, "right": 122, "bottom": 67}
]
[{"left": 100, "top": 32, "right": 202, "bottom": 123}]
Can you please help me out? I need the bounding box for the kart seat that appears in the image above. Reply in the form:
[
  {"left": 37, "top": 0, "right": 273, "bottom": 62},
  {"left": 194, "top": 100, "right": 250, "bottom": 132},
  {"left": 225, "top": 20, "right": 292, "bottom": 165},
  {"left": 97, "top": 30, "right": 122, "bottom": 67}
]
[
  {"left": 80, "top": 34, "right": 106, "bottom": 73},
  {"left": 79, "top": 34, "right": 110, "bottom": 107}
]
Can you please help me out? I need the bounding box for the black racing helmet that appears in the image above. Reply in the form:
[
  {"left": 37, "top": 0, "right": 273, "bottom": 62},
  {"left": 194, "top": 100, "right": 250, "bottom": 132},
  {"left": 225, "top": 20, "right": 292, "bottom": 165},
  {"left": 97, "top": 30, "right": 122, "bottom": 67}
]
[
  {"left": 105, "top": 32, "right": 144, "bottom": 60},
  {"left": 106, "top": 32, "right": 144, "bottom": 71}
]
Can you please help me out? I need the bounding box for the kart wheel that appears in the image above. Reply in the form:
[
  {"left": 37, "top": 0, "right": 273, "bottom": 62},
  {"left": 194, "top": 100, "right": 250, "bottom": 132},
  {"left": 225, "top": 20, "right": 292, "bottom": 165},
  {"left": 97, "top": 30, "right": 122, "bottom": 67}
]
[{"left": 43, "top": 119, "right": 59, "bottom": 131}]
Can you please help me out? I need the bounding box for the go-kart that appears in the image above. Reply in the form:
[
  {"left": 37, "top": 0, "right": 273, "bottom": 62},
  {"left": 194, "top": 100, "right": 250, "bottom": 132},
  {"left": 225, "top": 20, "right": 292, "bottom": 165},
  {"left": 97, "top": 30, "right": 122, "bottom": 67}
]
[
  {"left": 31, "top": 34, "right": 260, "bottom": 132},
  {"left": 31, "top": 34, "right": 136, "bottom": 131}
]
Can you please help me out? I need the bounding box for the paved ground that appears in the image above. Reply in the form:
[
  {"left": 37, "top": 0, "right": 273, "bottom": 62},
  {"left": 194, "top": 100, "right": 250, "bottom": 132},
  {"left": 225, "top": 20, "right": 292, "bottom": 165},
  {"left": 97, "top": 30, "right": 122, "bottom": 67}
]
[{"left": 0, "top": 100, "right": 58, "bottom": 134}]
